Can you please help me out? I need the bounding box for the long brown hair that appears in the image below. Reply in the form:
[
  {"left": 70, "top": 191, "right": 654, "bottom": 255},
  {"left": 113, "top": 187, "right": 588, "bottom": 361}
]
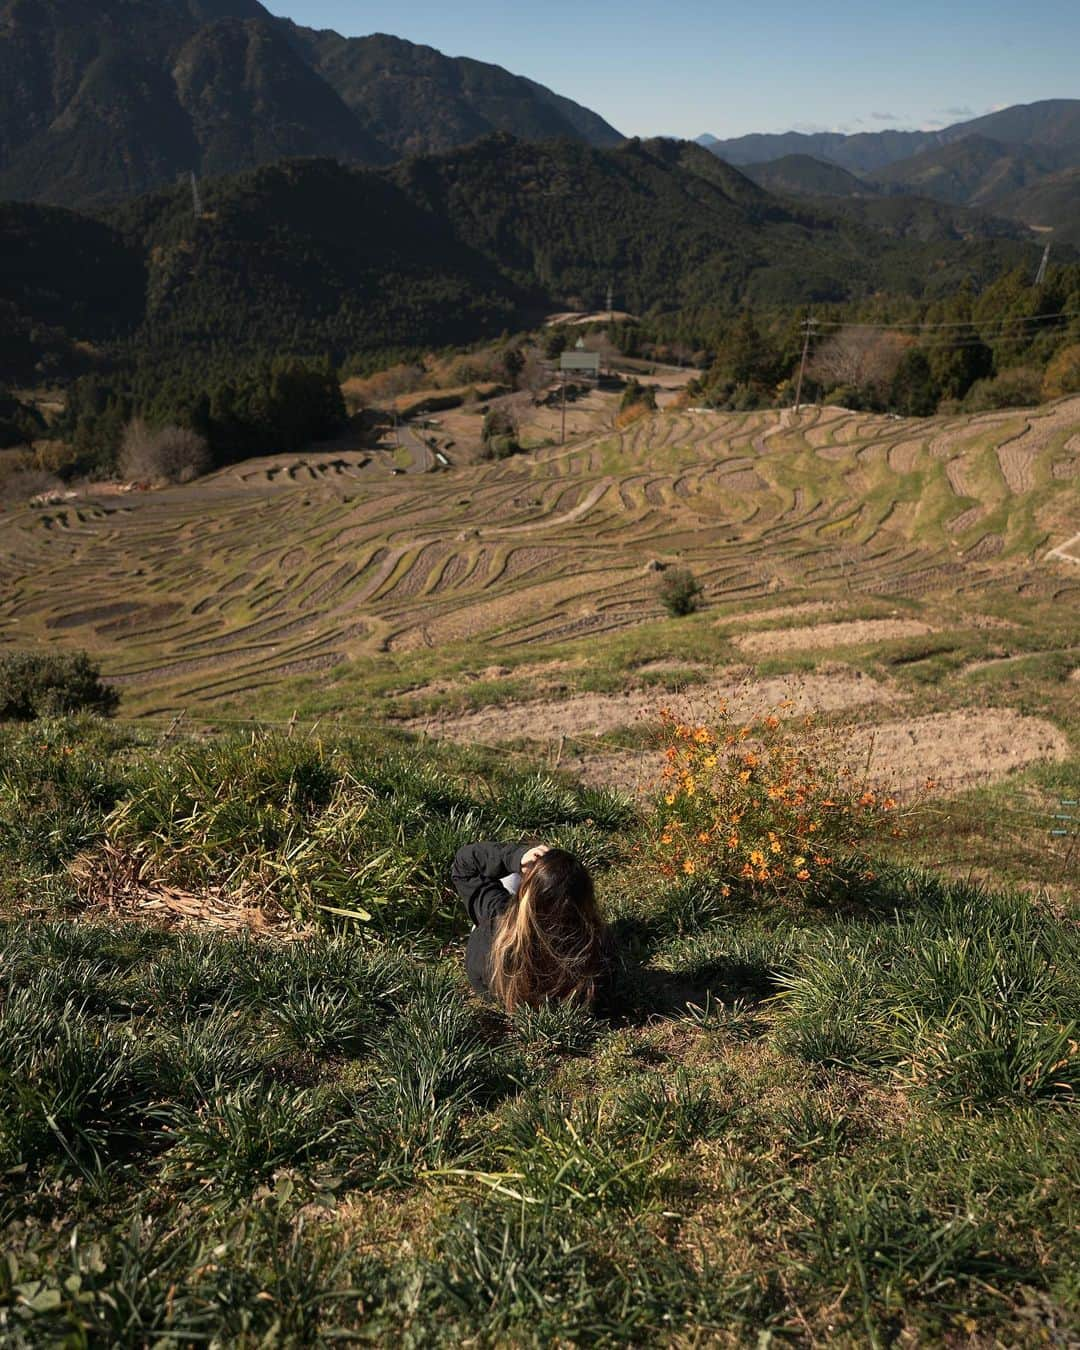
[{"left": 489, "top": 849, "right": 606, "bottom": 1013}]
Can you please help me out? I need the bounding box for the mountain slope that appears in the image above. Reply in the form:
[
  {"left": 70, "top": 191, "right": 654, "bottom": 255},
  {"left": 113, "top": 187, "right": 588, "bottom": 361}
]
[
  {"left": 0, "top": 0, "right": 623, "bottom": 205},
  {"left": 998, "top": 168, "right": 1080, "bottom": 245},
  {"left": 875, "top": 135, "right": 1066, "bottom": 208},
  {"left": 0, "top": 135, "right": 1044, "bottom": 380},
  {"left": 285, "top": 26, "right": 623, "bottom": 158},
  {"left": 703, "top": 99, "right": 1080, "bottom": 175},
  {"left": 742, "top": 155, "right": 874, "bottom": 198}
]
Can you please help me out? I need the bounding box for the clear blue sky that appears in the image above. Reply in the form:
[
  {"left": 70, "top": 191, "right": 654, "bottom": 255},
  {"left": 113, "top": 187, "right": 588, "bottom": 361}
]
[{"left": 266, "top": 1, "right": 1078, "bottom": 140}]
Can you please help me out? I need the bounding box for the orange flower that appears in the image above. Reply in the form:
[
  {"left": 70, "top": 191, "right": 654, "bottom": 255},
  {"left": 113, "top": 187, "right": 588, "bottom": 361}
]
[
  {"left": 721, "top": 884, "right": 732, "bottom": 897},
  {"left": 660, "top": 834, "right": 673, "bottom": 845},
  {"left": 727, "top": 833, "right": 740, "bottom": 849},
  {"left": 743, "top": 752, "right": 760, "bottom": 768},
  {"left": 697, "top": 831, "right": 711, "bottom": 844},
  {"left": 702, "top": 754, "right": 718, "bottom": 770},
  {"left": 740, "top": 863, "right": 755, "bottom": 879},
  {"left": 683, "top": 859, "right": 696, "bottom": 875},
  {"left": 738, "top": 770, "right": 751, "bottom": 785},
  {"left": 765, "top": 715, "right": 780, "bottom": 729},
  {"left": 749, "top": 849, "right": 765, "bottom": 867},
  {"left": 664, "top": 793, "right": 677, "bottom": 806},
  {"left": 770, "top": 841, "right": 781, "bottom": 854},
  {"left": 883, "top": 797, "right": 897, "bottom": 810},
  {"left": 694, "top": 727, "right": 712, "bottom": 744},
  {"left": 796, "top": 869, "right": 811, "bottom": 881}
]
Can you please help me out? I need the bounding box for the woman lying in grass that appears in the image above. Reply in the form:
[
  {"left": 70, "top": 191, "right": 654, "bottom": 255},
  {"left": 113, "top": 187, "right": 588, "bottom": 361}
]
[{"left": 451, "top": 841, "right": 609, "bottom": 1011}]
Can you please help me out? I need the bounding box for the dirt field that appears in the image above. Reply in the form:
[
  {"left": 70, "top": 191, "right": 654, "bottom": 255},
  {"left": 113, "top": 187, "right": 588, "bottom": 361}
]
[
  {"left": 559, "top": 709, "right": 1070, "bottom": 798},
  {"left": 735, "top": 619, "right": 935, "bottom": 656}
]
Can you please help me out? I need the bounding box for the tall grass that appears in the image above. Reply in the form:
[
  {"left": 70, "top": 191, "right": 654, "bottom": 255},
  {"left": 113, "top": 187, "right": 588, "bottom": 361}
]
[{"left": 1, "top": 720, "right": 1078, "bottom": 1344}]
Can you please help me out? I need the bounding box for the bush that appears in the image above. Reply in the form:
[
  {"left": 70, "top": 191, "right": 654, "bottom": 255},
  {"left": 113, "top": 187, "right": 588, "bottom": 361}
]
[
  {"left": 0, "top": 464, "right": 62, "bottom": 504},
  {"left": 0, "top": 651, "right": 119, "bottom": 720},
  {"left": 657, "top": 567, "right": 703, "bottom": 617},
  {"left": 963, "top": 366, "right": 1042, "bottom": 412},
  {"left": 618, "top": 379, "right": 657, "bottom": 415},
  {"left": 480, "top": 404, "right": 520, "bottom": 460},
  {"left": 647, "top": 704, "right": 919, "bottom": 900},
  {"left": 1041, "top": 343, "right": 1080, "bottom": 399},
  {"left": 118, "top": 419, "right": 211, "bottom": 485}
]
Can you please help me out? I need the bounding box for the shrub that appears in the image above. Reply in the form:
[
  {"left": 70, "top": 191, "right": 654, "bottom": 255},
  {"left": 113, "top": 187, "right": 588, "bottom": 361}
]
[
  {"left": 618, "top": 379, "right": 657, "bottom": 415},
  {"left": 0, "top": 464, "right": 62, "bottom": 504},
  {"left": 963, "top": 366, "right": 1042, "bottom": 412},
  {"left": 0, "top": 651, "right": 119, "bottom": 720},
  {"left": 118, "top": 419, "right": 211, "bottom": 485},
  {"left": 480, "top": 404, "right": 521, "bottom": 459},
  {"left": 647, "top": 703, "right": 919, "bottom": 900},
  {"left": 657, "top": 566, "right": 703, "bottom": 617},
  {"left": 1041, "top": 343, "right": 1080, "bottom": 399}
]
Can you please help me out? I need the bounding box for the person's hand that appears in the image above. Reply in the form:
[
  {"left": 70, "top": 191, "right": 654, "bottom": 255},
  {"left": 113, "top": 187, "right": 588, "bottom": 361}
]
[{"left": 521, "top": 844, "right": 550, "bottom": 867}]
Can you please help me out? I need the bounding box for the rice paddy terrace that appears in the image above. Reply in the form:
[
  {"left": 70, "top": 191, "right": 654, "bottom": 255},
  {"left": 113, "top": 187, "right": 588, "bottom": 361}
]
[{"left": 1, "top": 398, "right": 1078, "bottom": 717}]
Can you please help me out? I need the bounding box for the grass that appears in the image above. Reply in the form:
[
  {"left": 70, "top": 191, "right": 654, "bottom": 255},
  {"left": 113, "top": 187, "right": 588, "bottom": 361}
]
[{"left": 1, "top": 718, "right": 1078, "bottom": 1345}]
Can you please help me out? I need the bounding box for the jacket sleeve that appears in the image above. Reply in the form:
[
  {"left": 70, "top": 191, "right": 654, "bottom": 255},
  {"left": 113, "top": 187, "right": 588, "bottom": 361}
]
[{"left": 451, "top": 841, "right": 530, "bottom": 925}]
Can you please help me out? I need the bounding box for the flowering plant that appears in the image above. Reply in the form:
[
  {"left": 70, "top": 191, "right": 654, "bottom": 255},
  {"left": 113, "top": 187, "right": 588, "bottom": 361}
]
[{"left": 650, "top": 702, "right": 922, "bottom": 898}]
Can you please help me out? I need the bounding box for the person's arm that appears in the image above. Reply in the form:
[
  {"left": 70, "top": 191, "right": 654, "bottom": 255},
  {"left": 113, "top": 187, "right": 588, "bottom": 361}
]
[{"left": 451, "top": 841, "right": 532, "bottom": 925}]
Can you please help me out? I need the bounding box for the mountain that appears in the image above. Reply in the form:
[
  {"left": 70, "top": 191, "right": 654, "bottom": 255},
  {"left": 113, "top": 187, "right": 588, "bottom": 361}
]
[
  {"left": 874, "top": 135, "right": 1067, "bottom": 208},
  {"left": 703, "top": 100, "right": 1080, "bottom": 175},
  {"left": 0, "top": 0, "right": 623, "bottom": 206},
  {"left": 283, "top": 26, "right": 623, "bottom": 159},
  {"left": 0, "top": 134, "right": 1042, "bottom": 389},
  {"left": 741, "top": 155, "right": 873, "bottom": 198},
  {"left": 998, "top": 168, "right": 1080, "bottom": 246}
]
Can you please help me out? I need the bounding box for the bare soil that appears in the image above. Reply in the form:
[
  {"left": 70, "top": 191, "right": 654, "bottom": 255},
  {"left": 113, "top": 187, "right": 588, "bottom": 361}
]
[
  {"left": 734, "top": 618, "right": 935, "bottom": 656},
  {"left": 562, "top": 708, "right": 1069, "bottom": 797},
  {"left": 404, "top": 667, "right": 901, "bottom": 745}
]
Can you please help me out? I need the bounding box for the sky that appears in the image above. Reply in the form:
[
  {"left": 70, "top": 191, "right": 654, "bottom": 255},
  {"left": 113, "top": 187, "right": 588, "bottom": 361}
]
[{"left": 266, "top": 1, "right": 1078, "bottom": 140}]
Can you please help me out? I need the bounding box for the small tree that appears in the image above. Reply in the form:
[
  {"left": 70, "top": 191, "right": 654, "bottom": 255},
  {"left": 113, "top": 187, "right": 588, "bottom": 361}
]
[
  {"left": 658, "top": 567, "right": 703, "bottom": 617},
  {"left": 1042, "top": 343, "right": 1080, "bottom": 399},
  {"left": 0, "top": 651, "right": 119, "bottom": 720},
  {"left": 119, "top": 420, "right": 211, "bottom": 485}
]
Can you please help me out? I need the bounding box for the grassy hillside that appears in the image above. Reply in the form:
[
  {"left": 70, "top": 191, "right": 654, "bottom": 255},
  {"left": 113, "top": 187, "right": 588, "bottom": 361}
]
[{"left": 0, "top": 717, "right": 1077, "bottom": 1344}]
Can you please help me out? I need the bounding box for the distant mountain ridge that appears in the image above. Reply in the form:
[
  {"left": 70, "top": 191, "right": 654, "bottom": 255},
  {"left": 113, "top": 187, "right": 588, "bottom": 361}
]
[
  {"left": 705, "top": 101, "right": 1080, "bottom": 249},
  {"left": 699, "top": 100, "right": 1080, "bottom": 174},
  {"left": 0, "top": 0, "right": 624, "bottom": 206}
]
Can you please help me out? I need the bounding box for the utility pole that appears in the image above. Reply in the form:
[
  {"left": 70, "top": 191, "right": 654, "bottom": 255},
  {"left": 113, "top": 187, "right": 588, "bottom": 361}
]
[
  {"left": 190, "top": 170, "right": 202, "bottom": 219},
  {"left": 794, "top": 315, "right": 817, "bottom": 413},
  {"left": 561, "top": 370, "right": 567, "bottom": 445},
  {"left": 1035, "top": 243, "right": 1051, "bottom": 287}
]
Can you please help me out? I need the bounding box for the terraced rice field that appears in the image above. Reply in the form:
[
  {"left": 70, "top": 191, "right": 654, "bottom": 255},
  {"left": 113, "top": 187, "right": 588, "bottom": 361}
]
[{"left": 1, "top": 399, "right": 1078, "bottom": 717}]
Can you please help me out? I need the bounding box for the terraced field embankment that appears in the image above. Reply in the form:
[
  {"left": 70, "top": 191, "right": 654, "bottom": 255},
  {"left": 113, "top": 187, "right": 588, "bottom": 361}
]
[{"left": 1, "top": 399, "right": 1078, "bottom": 725}]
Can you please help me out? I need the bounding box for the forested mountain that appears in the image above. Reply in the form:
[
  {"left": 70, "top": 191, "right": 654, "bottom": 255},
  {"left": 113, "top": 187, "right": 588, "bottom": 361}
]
[
  {"left": 702, "top": 100, "right": 1080, "bottom": 174},
  {"left": 282, "top": 27, "right": 624, "bottom": 159},
  {"left": 741, "top": 155, "right": 874, "bottom": 198},
  {"left": 998, "top": 168, "right": 1080, "bottom": 245},
  {"left": 711, "top": 100, "right": 1080, "bottom": 257},
  {"left": 874, "top": 136, "right": 1069, "bottom": 207},
  {"left": 0, "top": 0, "right": 623, "bottom": 206},
  {"left": 0, "top": 134, "right": 1043, "bottom": 391}
]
